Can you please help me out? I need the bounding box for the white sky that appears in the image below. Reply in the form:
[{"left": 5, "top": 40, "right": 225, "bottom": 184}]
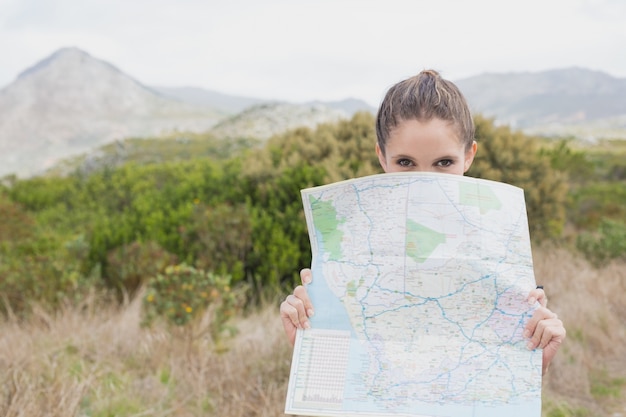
[{"left": 1, "top": 0, "right": 625, "bottom": 107}]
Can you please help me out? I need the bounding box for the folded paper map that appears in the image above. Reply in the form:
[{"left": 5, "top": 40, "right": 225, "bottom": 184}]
[{"left": 285, "top": 172, "right": 542, "bottom": 417}]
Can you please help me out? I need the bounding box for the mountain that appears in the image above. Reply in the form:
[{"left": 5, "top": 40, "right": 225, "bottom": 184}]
[
  {"left": 0, "top": 47, "right": 224, "bottom": 178},
  {"left": 455, "top": 67, "right": 626, "bottom": 139}
]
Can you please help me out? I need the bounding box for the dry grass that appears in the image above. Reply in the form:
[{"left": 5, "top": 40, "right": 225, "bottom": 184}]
[
  {"left": 535, "top": 247, "right": 626, "bottom": 416},
  {"left": 0, "top": 291, "right": 293, "bottom": 417},
  {"left": 1, "top": 247, "right": 625, "bottom": 417}
]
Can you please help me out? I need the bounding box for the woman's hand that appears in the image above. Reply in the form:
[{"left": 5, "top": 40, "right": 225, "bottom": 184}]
[
  {"left": 524, "top": 289, "right": 566, "bottom": 376},
  {"left": 279, "top": 268, "right": 315, "bottom": 346}
]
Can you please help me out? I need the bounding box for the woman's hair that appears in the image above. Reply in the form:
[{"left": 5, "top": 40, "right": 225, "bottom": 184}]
[{"left": 375, "top": 69, "right": 475, "bottom": 155}]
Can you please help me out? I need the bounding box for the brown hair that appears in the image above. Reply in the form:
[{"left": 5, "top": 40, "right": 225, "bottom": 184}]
[{"left": 375, "top": 69, "right": 474, "bottom": 156}]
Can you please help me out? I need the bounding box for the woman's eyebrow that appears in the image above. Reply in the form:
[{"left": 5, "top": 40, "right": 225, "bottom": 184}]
[
  {"left": 434, "top": 154, "right": 458, "bottom": 160},
  {"left": 390, "top": 153, "right": 415, "bottom": 159}
]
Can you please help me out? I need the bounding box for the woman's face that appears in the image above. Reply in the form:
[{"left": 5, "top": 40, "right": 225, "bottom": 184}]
[{"left": 376, "top": 118, "right": 477, "bottom": 176}]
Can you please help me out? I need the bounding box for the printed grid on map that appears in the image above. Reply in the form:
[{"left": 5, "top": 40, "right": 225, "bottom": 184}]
[
  {"left": 285, "top": 172, "right": 543, "bottom": 417},
  {"left": 292, "top": 330, "right": 351, "bottom": 408}
]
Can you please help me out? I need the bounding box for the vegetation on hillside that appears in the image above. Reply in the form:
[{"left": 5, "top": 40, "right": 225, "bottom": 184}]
[
  {"left": 1, "top": 112, "right": 625, "bottom": 416},
  {"left": 0, "top": 113, "right": 578, "bottom": 313}
]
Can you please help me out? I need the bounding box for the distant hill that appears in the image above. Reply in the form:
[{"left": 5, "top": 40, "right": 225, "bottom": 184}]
[
  {"left": 455, "top": 67, "right": 626, "bottom": 140},
  {"left": 152, "top": 86, "right": 375, "bottom": 117},
  {"left": 151, "top": 85, "right": 265, "bottom": 114},
  {"left": 210, "top": 102, "right": 349, "bottom": 140},
  {"left": 305, "top": 98, "right": 376, "bottom": 116}
]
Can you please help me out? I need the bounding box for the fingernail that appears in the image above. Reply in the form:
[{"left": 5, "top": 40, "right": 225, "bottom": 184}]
[
  {"left": 528, "top": 297, "right": 536, "bottom": 305},
  {"left": 303, "top": 277, "right": 312, "bottom": 284},
  {"left": 526, "top": 341, "right": 534, "bottom": 350},
  {"left": 307, "top": 309, "right": 315, "bottom": 317},
  {"left": 303, "top": 321, "right": 311, "bottom": 330}
]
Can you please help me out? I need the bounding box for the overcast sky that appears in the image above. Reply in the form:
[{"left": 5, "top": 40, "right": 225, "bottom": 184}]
[{"left": 1, "top": 0, "right": 625, "bottom": 106}]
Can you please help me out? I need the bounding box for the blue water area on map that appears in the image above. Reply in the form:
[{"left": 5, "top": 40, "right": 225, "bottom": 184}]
[{"left": 307, "top": 241, "right": 357, "bottom": 337}]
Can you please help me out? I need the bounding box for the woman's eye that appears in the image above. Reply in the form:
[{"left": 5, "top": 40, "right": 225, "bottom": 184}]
[
  {"left": 436, "top": 159, "right": 453, "bottom": 167},
  {"left": 398, "top": 159, "right": 413, "bottom": 167}
]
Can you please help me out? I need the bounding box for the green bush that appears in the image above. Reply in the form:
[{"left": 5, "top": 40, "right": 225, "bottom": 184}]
[
  {"left": 106, "top": 241, "right": 178, "bottom": 297},
  {"left": 182, "top": 202, "right": 252, "bottom": 284},
  {"left": 569, "top": 182, "right": 626, "bottom": 229},
  {"left": 576, "top": 219, "right": 626, "bottom": 265},
  {"left": 143, "top": 264, "right": 247, "bottom": 339},
  {"left": 243, "top": 164, "right": 327, "bottom": 292},
  {"left": 0, "top": 233, "right": 95, "bottom": 315},
  {"left": 0, "top": 196, "right": 34, "bottom": 246}
]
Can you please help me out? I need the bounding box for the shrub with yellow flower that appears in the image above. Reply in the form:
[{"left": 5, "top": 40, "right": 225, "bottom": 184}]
[{"left": 142, "top": 263, "right": 246, "bottom": 339}]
